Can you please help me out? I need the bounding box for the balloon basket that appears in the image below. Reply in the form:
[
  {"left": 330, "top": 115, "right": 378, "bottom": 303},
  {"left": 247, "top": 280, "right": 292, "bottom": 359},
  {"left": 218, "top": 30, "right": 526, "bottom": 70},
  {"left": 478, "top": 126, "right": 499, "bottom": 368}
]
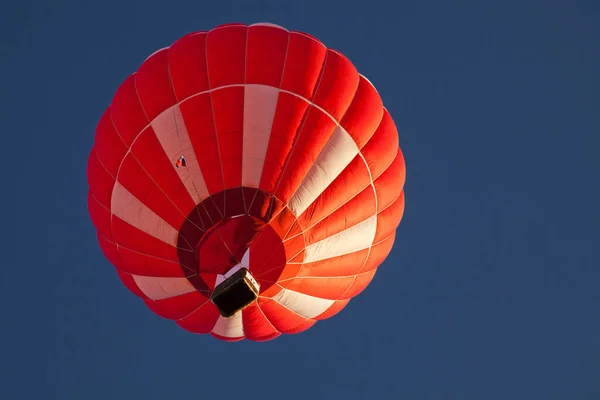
[{"left": 210, "top": 268, "right": 260, "bottom": 318}]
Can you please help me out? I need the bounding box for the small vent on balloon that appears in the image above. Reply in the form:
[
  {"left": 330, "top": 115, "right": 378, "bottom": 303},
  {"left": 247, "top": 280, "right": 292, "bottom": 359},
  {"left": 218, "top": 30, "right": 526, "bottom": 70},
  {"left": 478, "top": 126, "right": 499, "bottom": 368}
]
[{"left": 210, "top": 268, "right": 260, "bottom": 318}]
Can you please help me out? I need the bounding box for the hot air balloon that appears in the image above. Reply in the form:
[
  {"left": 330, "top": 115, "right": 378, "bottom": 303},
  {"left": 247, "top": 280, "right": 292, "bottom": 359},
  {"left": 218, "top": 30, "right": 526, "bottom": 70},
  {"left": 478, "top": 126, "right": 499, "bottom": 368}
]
[{"left": 87, "top": 22, "right": 406, "bottom": 342}]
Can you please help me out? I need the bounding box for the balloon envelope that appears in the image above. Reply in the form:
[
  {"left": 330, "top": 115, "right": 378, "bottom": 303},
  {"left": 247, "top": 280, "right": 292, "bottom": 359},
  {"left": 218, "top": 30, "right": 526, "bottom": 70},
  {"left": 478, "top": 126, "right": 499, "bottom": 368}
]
[{"left": 87, "top": 22, "right": 406, "bottom": 342}]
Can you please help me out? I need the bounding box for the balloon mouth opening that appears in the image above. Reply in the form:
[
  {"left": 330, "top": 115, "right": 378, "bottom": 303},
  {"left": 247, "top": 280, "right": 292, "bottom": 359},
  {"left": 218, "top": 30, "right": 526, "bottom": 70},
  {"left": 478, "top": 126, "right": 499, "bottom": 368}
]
[
  {"left": 178, "top": 187, "right": 298, "bottom": 302},
  {"left": 194, "top": 214, "right": 265, "bottom": 275},
  {"left": 210, "top": 268, "right": 260, "bottom": 318}
]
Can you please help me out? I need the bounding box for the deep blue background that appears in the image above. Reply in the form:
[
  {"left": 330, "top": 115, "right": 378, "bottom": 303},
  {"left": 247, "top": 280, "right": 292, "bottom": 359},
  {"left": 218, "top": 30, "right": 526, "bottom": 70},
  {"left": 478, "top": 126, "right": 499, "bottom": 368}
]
[{"left": 2, "top": 0, "right": 599, "bottom": 399}]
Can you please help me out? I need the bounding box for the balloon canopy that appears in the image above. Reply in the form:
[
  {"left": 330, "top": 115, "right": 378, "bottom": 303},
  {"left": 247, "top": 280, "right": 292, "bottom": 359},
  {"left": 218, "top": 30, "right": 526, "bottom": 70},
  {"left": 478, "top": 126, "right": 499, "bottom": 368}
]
[{"left": 87, "top": 22, "right": 406, "bottom": 342}]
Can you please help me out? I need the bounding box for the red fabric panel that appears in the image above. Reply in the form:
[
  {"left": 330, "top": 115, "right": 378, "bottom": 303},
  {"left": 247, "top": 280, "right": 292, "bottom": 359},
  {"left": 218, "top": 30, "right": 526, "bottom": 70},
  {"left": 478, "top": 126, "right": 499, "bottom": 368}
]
[
  {"left": 179, "top": 94, "right": 223, "bottom": 195},
  {"left": 87, "top": 192, "right": 112, "bottom": 239},
  {"left": 311, "top": 50, "right": 359, "bottom": 121},
  {"left": 116, "top": 153, "right": 186, "bottom": 230},
  {"left": 281, "top": 32, "right": 327, "bottom": 98},
  {"left": 314, "top": 299, "right": 350, "bottom": 320},
  {"left": 375, "top": 191, "right": 405, "bottom": 243},
  {"left": 362, "top": 232, "right": 396, "bottom": 273},
  {"left": 248, "top": 192, "right": 280, "bottom": 222},
  {"left": 258, "top": 298, "right": 313, "bottom": 333},
  {"left": 284, "top": 221, "right": 302, "bottom": 240},
  {"left": 248, "top": 225, "right": 287, "bottom": 291},
  {"left": 342, "top": 269, "right": 377, "bottom": 299},
  {"left": 297, "top": 155, "right": 371, "bottom": 228},
  {"left": 206, "top": 25, "right": 247, "bottom": 88},
  {"left": 276, "top": 262, "right": 302, "bottom": 282},
  {"left": 282, "top": 275, "right": 354, "bottom": 300},
  {"left": 178, "top": 209, "right": 204, "bottom": 248},
  {"left": 129, "top": 126, "right": 197, "bottom": 216},
  {"left": 110, "top": 217, "right": 183, "bottom": 270},
  {"left": 303, "top": 185, "right": 376, "bottom": 246},
  {"left": 211, "top": 87, "right": 244, "bottom": 189},
  {"left": 224, "top": 187, "right": 247, "bottom": 217},
  {"left": 374, "top": 152, "right": 406, "bottom": 213},
  {"left": 361, "top": 109, "right": 400, "bottom": 180},
  {"left": 246, "top": 25, "right": 288, "bottom": 86},
  {"left": 168, "top": 32, "right": 210, "bottom": 100},
  {"left": 110, "top": 75, "right": 148, "bottom": 147},
  {"left": 298, "top": 248, "right": 369, "bottom": 278},
  {"left": 198, "top": 195, "right": 225, "bottom": 226},
  {"left": 259, "top": 93, "right": 309, "bottom": 193},
  {"left": 340, "top": 76, "right": 384, "bottom": 148},
  {"left": 198, "top": 273, "right": 218, "bottom": 290},
  {"left": 94, "top": 108, "right": 127, "bottom": 176},
  {"left": 260, "top": 284, "right": 283, "bottom": 298},
  {"left": 86, "top": 152, "right": 114, "bottom": 209},
  {"left": 117, "top": 246, "right": 191, "bottom": 278},
  {"left": 97, "top": 234, "right": 122, "bottom": 270},
  {"left": 135, "top": 48, "right": 177, "bottom": 121},
  {"left": 242, "top": 303, "right": 281, "bottom": 341},
  {"left": 176, "top": 301, "right": 220, "bottom": 333},
  {"left": 241, "top": 187, "right": 258, "bottom": 213},
  {"left": 274, "top": 106, "right": 337, "bottom": 202},
  {"left": 268, "top": 206, "right": 296, "bottom": 239},
  {"left": 287, "top": 250, "right": 305, "bottom": 263},
  {"left": 278, "top": 319, "right": 317, "bottom": 335}
]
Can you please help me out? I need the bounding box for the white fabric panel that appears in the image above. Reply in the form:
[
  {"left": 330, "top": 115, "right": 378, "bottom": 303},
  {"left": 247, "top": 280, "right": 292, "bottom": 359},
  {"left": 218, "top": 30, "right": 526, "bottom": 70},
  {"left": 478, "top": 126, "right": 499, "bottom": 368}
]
[
  {"left": 272, "top": 289, "right": 336, "bottom": 319},
  {"left": 215, "top": 274, "right": 226, "bottom": 287},
  {"left": 214, "top": 248, "right": 250, "bottom": 287},
  {"left": 288, "top": 125, "right": 359, "bottom": 216},
  {"left": 303, "top": 214, "right": 378, "bottom": 263},
  {"left": 211, "top": 312, "right": 244, "bottom": 338},
  {"left": 225, "top": 264, "right": 245, "bottom": 279},
  {"left": 242, "top": 85, "right": 279, "bottom": 188},
  {"left": 132, "top": 275, "right": 196, "bottom": 300},
  {"left": 215, "top": 265, "right": 249, "bottom": 287},
  {"left": 241, "top": 248, "right": 250, "bottom": 268},
  {"left": 111, "top": 182, "right": 178, "bottom": 247},
  {"left": 151, "top": 105, "right": 209, "bottom": 203}
]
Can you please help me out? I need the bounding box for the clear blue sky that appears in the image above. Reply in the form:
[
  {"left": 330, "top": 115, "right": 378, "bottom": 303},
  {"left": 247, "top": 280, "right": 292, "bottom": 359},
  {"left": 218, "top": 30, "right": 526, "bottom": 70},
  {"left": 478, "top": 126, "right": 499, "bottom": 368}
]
[{"left": 2, "top": 0, "right": 599, "bottom": 399}]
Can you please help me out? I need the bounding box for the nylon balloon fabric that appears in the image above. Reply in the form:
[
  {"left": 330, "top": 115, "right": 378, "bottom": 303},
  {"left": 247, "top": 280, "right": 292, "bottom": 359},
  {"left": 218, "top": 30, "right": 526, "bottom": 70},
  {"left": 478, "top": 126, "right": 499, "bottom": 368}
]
[{"left": 87, "top": 22, "right": 406, "bottom": 342}]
